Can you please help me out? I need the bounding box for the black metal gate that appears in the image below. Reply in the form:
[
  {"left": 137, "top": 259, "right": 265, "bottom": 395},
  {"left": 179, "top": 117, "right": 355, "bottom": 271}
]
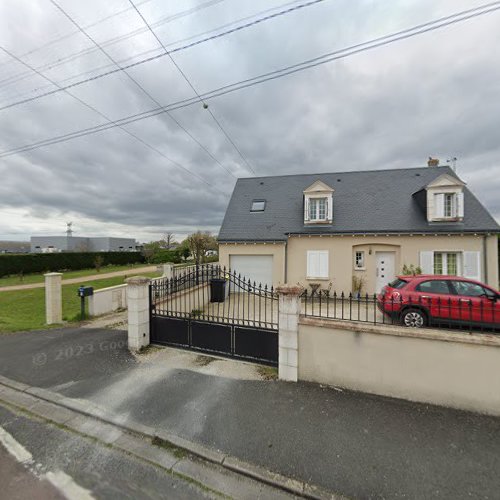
[{"left": 150, "top": 265, "right": 278, "bottom": 366}]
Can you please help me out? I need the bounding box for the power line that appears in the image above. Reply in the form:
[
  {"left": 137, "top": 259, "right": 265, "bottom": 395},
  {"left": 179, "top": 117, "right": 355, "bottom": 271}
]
[
  {"left": 0, "top": 0, "right": 154, "bottom": 72},
  {"left": 0, "top": 0, "right": 327, "bottom": 112},
  {"left": 1, "top": 2, "right": 499, "bottom": 158},
  {"left": 128, "top": 0, "right": 261, "bottom": 176},
  {"left": 0, "top": 0, "right": 308, "bottom": 106},
  {"left": 0, "top": 0, "right": 227, "bottom": 90},
  {"left": 48, "top": 0, "right": 237, "bottom": 180},
  {"left": 0, "top": 44, "right": 226, "bottom": 195}
]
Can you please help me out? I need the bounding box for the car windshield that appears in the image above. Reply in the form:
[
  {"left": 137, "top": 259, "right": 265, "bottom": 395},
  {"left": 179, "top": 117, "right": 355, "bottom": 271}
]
[{"left": 388, "top": 278, "right": 408, "bottom": 289}]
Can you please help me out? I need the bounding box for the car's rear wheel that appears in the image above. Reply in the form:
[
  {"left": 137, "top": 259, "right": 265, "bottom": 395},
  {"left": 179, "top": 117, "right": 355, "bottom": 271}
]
[{"left": 401, "top": 308, "right": 427, "bottom": 328}]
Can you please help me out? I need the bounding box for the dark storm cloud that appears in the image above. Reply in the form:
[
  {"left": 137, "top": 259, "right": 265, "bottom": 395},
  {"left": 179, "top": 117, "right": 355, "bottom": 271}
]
[{"left": 0, "top": 0, "right": 499, "bottom": 242}]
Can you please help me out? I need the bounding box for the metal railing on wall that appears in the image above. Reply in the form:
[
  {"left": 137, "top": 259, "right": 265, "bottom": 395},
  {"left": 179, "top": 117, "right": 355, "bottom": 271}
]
[{"left": 302, "top": 290, "right": 499, "bottom": 334}]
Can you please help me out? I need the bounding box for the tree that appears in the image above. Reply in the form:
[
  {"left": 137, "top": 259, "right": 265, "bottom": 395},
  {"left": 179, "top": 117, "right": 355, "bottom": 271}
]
[
  {"left": 160, "top": 232, "right": 177, "bottom": 250},
  {"left": 142, "top": 241, "right": 162, "bottom": 262},
  {"left": 177, "top": 239, "right": 191, "bottom": 262},
  {"left": 186, "top": 231, "right": 217, "bottom": 265}
]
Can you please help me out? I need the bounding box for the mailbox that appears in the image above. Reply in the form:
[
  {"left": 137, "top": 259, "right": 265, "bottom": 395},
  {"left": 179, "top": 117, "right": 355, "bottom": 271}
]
[{"left": 78, "top": 286, "right": 94, "bottom": 298}]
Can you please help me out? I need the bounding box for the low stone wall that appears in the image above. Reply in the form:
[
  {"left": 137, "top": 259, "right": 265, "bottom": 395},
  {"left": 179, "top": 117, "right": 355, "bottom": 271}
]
[
  {"left": 298, "top": 316, "right": 500, "bottom": 416},
  {"left": 88, "top": 284, "right": 127, "bottom": 316}
]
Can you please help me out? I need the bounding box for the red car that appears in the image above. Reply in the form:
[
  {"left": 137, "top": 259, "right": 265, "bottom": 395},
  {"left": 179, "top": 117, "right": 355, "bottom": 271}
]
[{"left": 377, "top": 275, "right": 500, "bottom": 330}]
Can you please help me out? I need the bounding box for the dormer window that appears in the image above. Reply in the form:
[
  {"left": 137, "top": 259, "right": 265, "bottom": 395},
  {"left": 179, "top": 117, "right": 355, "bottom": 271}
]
[
  {"left": 424, "top": 173, "right": 466, "bottom": 222},
  {"left": 309, "top": 198, "right": 327, "bottom": 221},
  {"left": 434, "top": 192, "right": 464, "bottom": 220},
  {"left": 303, "top": 180, "right": 334, "bottom": 224}
]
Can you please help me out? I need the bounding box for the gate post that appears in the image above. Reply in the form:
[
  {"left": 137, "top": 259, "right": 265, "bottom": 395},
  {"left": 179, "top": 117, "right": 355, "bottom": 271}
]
[
  {"left": 276, "top": 285, "right": 303, "bottom": 382},
  {"left": 162, "top": 263, "right": 174, "bottom": 279},
  {"left": 44, "top": 272, "right": 63, "bottom": 325},
  {"left": 126, "top": 276, "right": 151, "bottom": 352}
]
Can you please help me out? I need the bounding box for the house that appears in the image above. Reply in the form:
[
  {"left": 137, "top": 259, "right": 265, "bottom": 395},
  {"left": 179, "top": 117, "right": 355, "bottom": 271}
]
[{"left": 218, "top": 165, "right": 499, "bottom": 294}]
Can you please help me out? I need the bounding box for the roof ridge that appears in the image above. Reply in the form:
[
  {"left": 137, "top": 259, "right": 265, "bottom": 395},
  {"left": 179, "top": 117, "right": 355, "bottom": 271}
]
[{"left": 237, "top": 165, "right": 453, "bottom": 181}]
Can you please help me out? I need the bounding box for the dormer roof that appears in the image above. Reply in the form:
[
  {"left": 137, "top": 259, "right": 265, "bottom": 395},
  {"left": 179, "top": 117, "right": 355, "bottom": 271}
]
[
  {"left": 426, "top": 173, "right": 466, "bottom": 189},
  {"left": 303, "top": 180, "right": 334, "bottom": 194}
]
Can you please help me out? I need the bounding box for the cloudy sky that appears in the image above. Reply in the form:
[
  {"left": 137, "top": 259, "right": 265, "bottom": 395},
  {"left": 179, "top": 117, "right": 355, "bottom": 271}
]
[{"left": 0, "top": 0, "right": 499, "bottom": 243}]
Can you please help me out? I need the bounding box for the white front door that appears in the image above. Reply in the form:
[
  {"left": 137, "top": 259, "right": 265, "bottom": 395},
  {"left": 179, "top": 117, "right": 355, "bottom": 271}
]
[{"left": 375, "top": 252, "right": 396, "bottom": 293}]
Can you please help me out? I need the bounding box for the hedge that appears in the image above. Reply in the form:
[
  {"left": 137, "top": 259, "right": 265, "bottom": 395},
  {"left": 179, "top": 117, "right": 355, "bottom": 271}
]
[
  {"left": 146, "top": 249, "right": 182, "bottom": 265},
  {"left": 0, "top": 252, "right": 145, "bottom": 278}
]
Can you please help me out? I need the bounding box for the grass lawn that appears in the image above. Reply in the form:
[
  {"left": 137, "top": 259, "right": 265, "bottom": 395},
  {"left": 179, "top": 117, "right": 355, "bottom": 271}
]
[
  {"left": 0, "top": 271, "right": 160, "bottom": 333},
  {"left": 0, "top": 263, "right": 155, "bottom": 287}
]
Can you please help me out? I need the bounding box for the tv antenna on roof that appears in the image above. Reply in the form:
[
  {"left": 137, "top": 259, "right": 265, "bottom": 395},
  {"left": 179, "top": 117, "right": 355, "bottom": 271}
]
[
  {"left": 66, "top": 222, "right": 73, "bottom": 237},
  {"left": 447, "top": 157, "right": 457, "bottom": 172}
]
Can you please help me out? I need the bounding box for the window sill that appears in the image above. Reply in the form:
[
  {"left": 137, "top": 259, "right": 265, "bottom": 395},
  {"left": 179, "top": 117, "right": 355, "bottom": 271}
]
[
  {"left": 354, "top": 267, "right": 366, "bottom": 271},
  {"left": 304, "top": 220, "right": 332, "bottom": 225},
  {"left": 306, "top": 276, "right": 330, "bottom": 281}
]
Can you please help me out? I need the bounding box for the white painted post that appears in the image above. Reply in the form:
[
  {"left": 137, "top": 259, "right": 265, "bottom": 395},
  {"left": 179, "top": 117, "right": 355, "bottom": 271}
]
[
  {"left": 162, "top": 263, "right": 174, "bottom": 279},
  {"left": 126, "top": 276, "right": 151, "bottom": 352},
  {"left": 44, "top": 272, "right": 63, "bottom": 325},
  {"left": 276, "top": 285, "right": 303, "bottom": 382}
]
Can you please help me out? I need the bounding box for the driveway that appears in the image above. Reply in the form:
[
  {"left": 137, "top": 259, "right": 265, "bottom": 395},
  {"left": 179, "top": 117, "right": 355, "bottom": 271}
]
[
  {"left": 1, "top": 327, "right": 500, "bottom": 499},
  {"left": 0, "top": 265, "right": 158, "bottom": 292}
]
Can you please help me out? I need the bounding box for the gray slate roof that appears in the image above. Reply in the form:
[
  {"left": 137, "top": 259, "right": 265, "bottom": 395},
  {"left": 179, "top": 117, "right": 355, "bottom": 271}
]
[{"left": 218, "top": 166, "right": 499, "bottom": 241}]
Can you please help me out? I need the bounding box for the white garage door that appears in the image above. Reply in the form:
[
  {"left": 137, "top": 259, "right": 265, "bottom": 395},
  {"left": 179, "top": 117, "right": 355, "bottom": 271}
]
[{"left": 229, "top": 255, "right": 273, "bottom": 288}]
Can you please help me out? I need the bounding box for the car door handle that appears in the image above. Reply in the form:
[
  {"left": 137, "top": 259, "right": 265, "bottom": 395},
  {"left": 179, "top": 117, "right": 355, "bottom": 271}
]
[{"left": 459, "top": 298, "right": 471, "bottom": 303}]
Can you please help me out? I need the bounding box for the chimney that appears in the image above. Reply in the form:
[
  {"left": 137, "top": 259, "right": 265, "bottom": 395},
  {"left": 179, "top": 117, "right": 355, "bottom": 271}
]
[{"left": 427, "top": 157, "right": 439, "bottom": 167}]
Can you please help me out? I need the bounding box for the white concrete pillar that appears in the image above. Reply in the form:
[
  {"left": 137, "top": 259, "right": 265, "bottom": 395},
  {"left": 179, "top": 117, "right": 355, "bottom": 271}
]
[
  {"left": 276, "top": 285, "right": 303, "bottom": 382},
  {"left": 126, "top": 276, "right": 151, "bottom": 352},
  {"left": 44, "top": 272, "right": 63, "bottom": 325},
  {"left": 162, "top": 263, "right": 174, "bottom": 279}
]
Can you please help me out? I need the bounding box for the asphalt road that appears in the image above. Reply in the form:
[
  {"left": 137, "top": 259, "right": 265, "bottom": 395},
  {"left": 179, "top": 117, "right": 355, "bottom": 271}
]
[
  {"left": 0, "top": 404, "right": 218, "bottom": 499},
  {"left": 0, "top": 444, "right": 66, "bottom": 500},
  {"left": 2, "top": 327, "right": 500, "bottom": 499}
]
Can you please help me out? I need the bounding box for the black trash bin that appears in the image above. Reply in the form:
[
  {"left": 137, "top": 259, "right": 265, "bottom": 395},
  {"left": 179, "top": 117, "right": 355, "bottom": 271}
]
[{"left": 210, "top": 278, "right": 226, "bottom": 303}]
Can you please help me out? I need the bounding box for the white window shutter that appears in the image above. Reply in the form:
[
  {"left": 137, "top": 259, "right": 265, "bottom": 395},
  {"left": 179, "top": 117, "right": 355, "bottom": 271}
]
[
  {"left": 420, "top": 251, "right": 434, "bottom": 274},
  {"left": 319, "top": 251, "right": 329, "bottom": 278},
  {"left": 327, "top": 195, "right": 333, "bottom": 220},
  {"left": 463, "top": 251, "right": 481, "bottom": 281},
  {"left": 304, "top": 197, "right": 309, "bottom": 221},
  {"left": 456, "top": 192, "right": 464, "bottom": 218},
  {"left": 307, "top": 251, "right": 316, "bottom": 277},
  {"left": 434, "top": 193, "right": 445, "bottom": 218}
]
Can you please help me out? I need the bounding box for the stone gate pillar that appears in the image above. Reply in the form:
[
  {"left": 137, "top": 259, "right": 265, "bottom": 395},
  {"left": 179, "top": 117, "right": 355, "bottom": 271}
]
[
  {"left": 276, "top": 285, "right": 303, "bottom": 382},
  {"left": 44, "top": 272, "right": 63, "bottom": 325},
  {"left": 126, "top": 276, "right": 151, "bottom": 352}
]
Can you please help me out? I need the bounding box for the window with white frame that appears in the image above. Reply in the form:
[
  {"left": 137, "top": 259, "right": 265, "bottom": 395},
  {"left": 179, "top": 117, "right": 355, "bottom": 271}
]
[
  {"left": 307, "top": 250, "right": 329, "bottom": 279},
  {"left": 309, "top": 198, "right": 327, "bottom": 221},
  {"left": 355, "top": 251, "right": 365, "bottom": 269},
  {"left": 433, "top": 252, "right": 460, "bottom": 275},
  {"left": 433, "top": 192, "right": 464, "bottom": 219}
]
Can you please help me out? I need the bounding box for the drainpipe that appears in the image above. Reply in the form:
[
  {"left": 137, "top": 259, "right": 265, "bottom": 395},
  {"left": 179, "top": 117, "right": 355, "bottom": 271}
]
[
  {"left": 483, "top": 234, "right": 488, "bottom": 283},
  {"left": 284, "top": 238, "right": 288, "bottom": 283}
]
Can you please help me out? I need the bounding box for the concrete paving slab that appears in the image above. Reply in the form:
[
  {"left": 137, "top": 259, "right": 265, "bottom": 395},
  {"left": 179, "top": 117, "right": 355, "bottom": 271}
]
[
  {"left": 122, "top": 437, "right": 180, "bottom": 470},
  {"left": 155, "top": 429, "right": 225, "bottom": 464},
  {"left": 28, "top": 401, "right": 76, "bottom": 425},
  {"left": 173, "top": 456, "right": 296, "bottom": 500},
  {"left": 26, "top": 386, "right": 65, "bottom": 403},
  {"left": 0, "top": 385, "right": 38, "bottom": 409},
  {"left": 0, "top": 376, "right": 30, "bottom": 392},
  {"left": 223, "top": 455, "right": 305, "bottom": 497},
  {"left": 65, "top": 414, "right": 124, "bottom": 444}
]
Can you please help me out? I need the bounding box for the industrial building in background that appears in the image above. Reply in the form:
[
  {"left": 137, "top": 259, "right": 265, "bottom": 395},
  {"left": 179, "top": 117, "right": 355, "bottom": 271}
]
[{"left": 30, "top": 223, "right": 139, "bottom": 253}]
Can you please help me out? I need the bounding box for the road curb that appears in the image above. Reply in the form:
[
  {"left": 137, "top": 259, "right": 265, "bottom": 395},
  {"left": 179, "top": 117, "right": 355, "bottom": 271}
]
[{"left": 0, "top": 375, "right": 344, "bottom": 499}]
